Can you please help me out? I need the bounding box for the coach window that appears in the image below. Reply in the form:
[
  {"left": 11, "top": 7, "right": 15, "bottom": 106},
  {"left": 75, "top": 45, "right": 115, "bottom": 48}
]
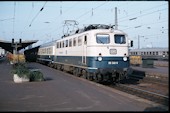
[
  {"left": 49, "top": 48, "right": 50, "bottom": 54},
  {"left": 47, "top": 48, "right": 49, "bottom": 54},
  {"left": 73, "top": 37, "right": 77, "bottom": 46},
  {"left": 47, "top": 48, "right": 48, "bottom": 54},
  {"left": 156, "top": 51, "right": 158, "bottom": 55},
  {"left": 153, "top": 52, "right": 155, "bottom": 55},
  {"left": 49, "top": 48, "right": 52, "bottom": 54},
  {"left": 42, "top": 49, "right": 44, "bottom": 54},
  {"left": 48, "top": 48, "right": 50, "bottom": 54},
  {"left": 78, "top": 37, "right": 82, "bottom": 46}
]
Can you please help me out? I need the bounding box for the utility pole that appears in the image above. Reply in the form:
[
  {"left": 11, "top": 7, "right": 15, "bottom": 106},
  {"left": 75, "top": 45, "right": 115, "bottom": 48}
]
[
  {"left": 138, "top": 35, "right": 140, "bottom": 49},
  {"left": 138, "top": 35, "right": 144, "bottom": 49},
  {"left": 115, "top": 7, "right": 118, "bottom": 30}
]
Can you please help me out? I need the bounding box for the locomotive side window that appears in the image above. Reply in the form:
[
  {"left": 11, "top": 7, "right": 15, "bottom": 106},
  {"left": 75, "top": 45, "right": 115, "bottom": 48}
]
[
  {"left": 96, "top": 34, "right": 110, "bottom": 44},
  {"left": 114, "top": 35, "right": 126, "bottom": 44},
  {"left": 73, "top": 37, "right": 77, "bottom": 46},
  {"left": 84, "top": 35, "right": 87, "bottom": 44},
  {"left": 69, "top": 39, "right": 72, "bottom": 47},
  {"left": 78, "top": 37, "right": 82, "bottom": 46},
  {"left": 62, "top": 41, "right": 64, "bottom": 48},
  {"left": 65, "top": 40, "right": 68, "bottom": 47},
  {"left": 60, "top": 41, "right": 62, "bottom": 48},
  {"left": 57, "top": 42, "right": 60, "bottom": 48}
]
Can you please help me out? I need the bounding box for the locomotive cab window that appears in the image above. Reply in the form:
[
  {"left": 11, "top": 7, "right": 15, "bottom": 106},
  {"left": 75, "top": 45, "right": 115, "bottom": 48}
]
[
  {"left": 96, "top": 34, "right": 110, "bottom": 44},
  {"left": 114, "top": 35, "right": 126, "bottom": 44}
]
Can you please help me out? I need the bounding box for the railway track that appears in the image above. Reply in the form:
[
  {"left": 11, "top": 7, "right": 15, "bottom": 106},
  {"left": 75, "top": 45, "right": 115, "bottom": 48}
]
[
  {"left": 113, "top": 71, "right": 169, "bottom": 106},
  {"left": 111, "top": 83, "right": 169, "bottom": 106},
  {"left": 30, "top": 62, "right": 169, "bottom": 106},
  {"left": 129, "top": 74, "right": 168, "bottom": 87}
]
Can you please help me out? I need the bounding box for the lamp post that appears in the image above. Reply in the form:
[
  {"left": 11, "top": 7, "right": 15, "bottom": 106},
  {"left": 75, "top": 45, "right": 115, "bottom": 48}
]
[{"left": 11, "top": 38, "right": 22, "bottom": 63}]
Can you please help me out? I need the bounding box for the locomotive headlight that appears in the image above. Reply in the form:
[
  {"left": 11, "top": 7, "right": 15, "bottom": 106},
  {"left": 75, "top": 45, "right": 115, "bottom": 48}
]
[
  {"left": 98, "top": 53, "right": 102, "bottom": 61},
  {"left": 123, "top": 53, "right": 127, "bottom": 61},
  {"left": 123, "top": 57, "right": 127, "bottom": 61},
  {"left": 98, "top": 56, "right": 102, "bottom": 61}
]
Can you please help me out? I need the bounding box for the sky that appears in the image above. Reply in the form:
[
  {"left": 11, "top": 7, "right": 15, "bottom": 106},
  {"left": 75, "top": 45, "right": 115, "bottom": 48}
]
[{"left": 0, "top": 1, "right": 168, "bottom": 49}]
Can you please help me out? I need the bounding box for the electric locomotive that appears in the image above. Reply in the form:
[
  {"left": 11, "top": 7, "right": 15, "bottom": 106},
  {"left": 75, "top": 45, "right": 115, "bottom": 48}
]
[{"left": 36, "top": 24, "right": 133, "bottom": 83}]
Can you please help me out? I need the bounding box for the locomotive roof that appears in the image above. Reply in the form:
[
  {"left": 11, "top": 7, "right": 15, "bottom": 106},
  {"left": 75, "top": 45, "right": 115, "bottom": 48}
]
[
  {"left": 62, "top": 24, "right": 118, "bottom": 38},
  {"left": 130, "top": 48, "right": 168, "bottom": 52}
]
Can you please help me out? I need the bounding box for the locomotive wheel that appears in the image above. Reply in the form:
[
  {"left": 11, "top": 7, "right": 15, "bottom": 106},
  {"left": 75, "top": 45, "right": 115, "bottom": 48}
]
[
  {"left": 60, "top": 65, "right": 64, "bottom": 71},
  {"left": 50, "top": 63, "right": 54, "bottom": 68},
  {"left": 54, "top": 64, "right": 57, "bottom": 69},
  {"left": 94, "top": 73, "right": 103, "bottom": 83},
  {"left": 47, "top": 63, "right": 50, "bottom": 67},
  {"left": 87, "top": 72, "right": 93, "bottom": 81},
  {"left": 76, "top": 68, "right": 81, "bottom": 77},
  {"left": 82, "top": 70, "right": 87, "bottom": 79},
  {"left": 73, "top": 68, "right": 78, "bottom": 76},
  {"left": 57, "top": 65, "right": 60, "bottom": 70}
]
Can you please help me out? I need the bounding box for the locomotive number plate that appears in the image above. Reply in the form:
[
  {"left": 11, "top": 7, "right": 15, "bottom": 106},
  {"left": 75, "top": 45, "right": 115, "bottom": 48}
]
[{"left": 108, "top": 61, "right": 118, "bottom": 64}]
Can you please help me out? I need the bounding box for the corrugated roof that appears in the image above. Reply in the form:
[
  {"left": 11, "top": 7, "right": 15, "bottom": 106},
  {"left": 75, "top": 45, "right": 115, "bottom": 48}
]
[{"left": 0, "top": 40, "right": 38, "bottom": 53}]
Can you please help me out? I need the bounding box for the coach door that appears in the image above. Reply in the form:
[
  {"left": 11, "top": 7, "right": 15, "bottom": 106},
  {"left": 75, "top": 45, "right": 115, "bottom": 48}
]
[{"left": 82, "top": 35, "right": 87, "bottom": 65}]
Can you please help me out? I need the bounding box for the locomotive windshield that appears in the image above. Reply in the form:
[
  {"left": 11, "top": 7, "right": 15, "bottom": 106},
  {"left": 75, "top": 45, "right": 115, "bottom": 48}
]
[
  {"left": 114, "top": 35, "right": 126, "bottom": 44},
  {"left": 96, "top": 34, "right": 110, "bottom": 44}
]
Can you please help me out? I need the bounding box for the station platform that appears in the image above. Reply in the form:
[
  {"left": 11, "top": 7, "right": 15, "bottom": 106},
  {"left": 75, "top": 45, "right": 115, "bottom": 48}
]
[{"left": 0, "top": 58, "right": 168, "bottom": 111}]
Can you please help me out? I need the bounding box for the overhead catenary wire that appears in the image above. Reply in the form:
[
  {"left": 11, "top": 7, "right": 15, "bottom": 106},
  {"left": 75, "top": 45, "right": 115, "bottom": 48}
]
[
  {"left": 13, "top": 2, "right": 16, "bottom": 39},
  {"left": 119, "top": 8, "right": 167, "bottom": 23},
  {"left": 75, "top": 2, "right": 107, "bottom": 21},
  {"left": 104, "top": 3, "right": 167, "bottom": 25},
  {"left": 39, "top": 2, "right": 168, "bottom": 44},
  {"left": 0, "top": 18, "right": 14, "bottom": 21},
  {"left": 118, "top": 3, "right": 167, "bottom": 21},
  {"left": 122, "top": 19, "right": 167, "bottom": 31},
  {"left": 7, "top": 1, "right": 165, "bottom": 47},
  {"left": 29, "top": 1, "right": 47, "bottom": 27},
  {"left": 21, "top": 2, "right": 35, "bottom": 37},
  {"left": 37, "top": 2, "right": 79, "bottom": 37}
]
